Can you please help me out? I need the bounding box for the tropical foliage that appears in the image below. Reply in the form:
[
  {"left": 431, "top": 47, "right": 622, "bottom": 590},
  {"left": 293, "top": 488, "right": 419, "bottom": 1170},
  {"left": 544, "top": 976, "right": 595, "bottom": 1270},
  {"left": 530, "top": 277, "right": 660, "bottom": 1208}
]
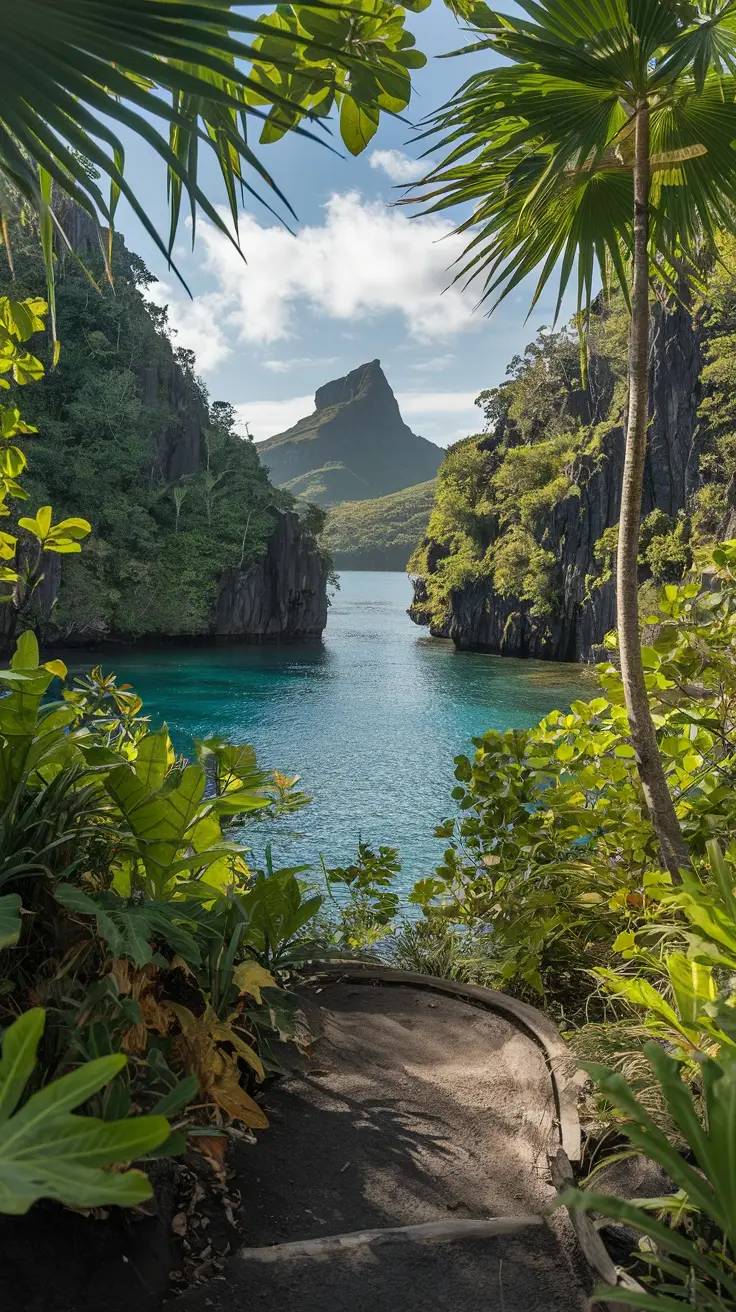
[
  {"left": 0, "top": 629, "right": 329, "bottom": 1213},
  {"left": 409, "top": 0, "right": 736, "bottom": 875},
  {"left": 408, "top": 544, "right": 736, "bottom": 1000},
  {"left": 0, "top": 1008, "right": 170, "bottom": 1215},
  {"left": 0, "top": 289, "right": 90, "bottom": 630},
  {"left": 403, "top": 538, "right": 736, "bottom": 1304},
  {"left": 2, "top": 0, "right": 428, "bottom": 307}
]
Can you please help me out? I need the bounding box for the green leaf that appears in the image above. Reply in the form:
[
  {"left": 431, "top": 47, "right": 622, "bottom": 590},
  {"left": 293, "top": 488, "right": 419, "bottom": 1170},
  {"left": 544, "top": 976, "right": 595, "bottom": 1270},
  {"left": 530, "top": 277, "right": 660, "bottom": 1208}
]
[
  {"left": 0, "top": 895, "right": 22, "bottom": 951},
  {"left": 0, "top": 1008, "right": 44, "bottom": 1125},
  {"left": 339, "top": 95, "right": 379, "bottom": 155}
]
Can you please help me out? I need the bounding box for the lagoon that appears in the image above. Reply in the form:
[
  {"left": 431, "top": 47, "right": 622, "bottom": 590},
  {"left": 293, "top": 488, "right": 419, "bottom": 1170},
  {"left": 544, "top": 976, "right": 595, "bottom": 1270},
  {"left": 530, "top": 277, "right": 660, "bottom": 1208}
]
[{"left": 84, "top": 572, "right": 590, "bottom": 893}]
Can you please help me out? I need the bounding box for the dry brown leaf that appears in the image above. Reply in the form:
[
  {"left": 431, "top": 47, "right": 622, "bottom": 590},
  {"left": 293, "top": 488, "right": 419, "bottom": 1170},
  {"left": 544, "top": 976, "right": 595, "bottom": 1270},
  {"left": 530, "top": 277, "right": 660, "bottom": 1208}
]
[
  {"left": 119, "top": 963, "right": 169, "bottom": 1053},
  {"left": 172, "top": 1211, "right": 188, "bottom": 1236},
  {"left": 196, "top": 1135, "right": 228, "bottom": 1183},
  {"left": 165, "top": 1002, "right": 269, "bottom": 1128},
  {"left": 170, "top": 953, "right": 195, "bottom": 976},
  {"left": 110, "top": 958, "right": 131, "bottom": 994}
]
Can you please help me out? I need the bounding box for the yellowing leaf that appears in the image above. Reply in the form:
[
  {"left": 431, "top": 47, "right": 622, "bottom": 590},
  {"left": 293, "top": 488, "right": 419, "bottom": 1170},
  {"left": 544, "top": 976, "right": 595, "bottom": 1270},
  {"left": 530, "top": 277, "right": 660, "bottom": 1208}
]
[
  {"left": 43, "top": 659, "right": 67, "bottom": 680},
  {"left": 233, "top": 960, "right": 276, "bottom": 1006},
  {"left": 165, "top": 1002, "right": 268, "bottom": 1127}
]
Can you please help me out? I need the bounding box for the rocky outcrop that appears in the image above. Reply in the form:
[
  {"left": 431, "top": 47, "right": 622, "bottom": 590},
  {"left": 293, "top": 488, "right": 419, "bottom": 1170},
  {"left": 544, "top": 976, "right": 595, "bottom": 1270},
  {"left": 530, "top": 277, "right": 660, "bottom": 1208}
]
[
  {"left": 258, "top": 360, "right": 443, "bottom": 506},
  {"left": 139, "top": 355, "right": 206, "bottom": 482},
  {"left": 215, "top": 510, "right": 328, "bottom": 640},
  {"left": 411, "top": 298, "right": 703, "bottom": 661}
]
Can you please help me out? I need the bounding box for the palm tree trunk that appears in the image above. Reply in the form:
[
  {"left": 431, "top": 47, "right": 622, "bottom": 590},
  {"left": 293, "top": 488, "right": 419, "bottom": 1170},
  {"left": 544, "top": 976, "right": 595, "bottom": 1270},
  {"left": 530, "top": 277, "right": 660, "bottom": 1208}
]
[{"left": 616, "top": 100, "right": 689, "bottom": 879}]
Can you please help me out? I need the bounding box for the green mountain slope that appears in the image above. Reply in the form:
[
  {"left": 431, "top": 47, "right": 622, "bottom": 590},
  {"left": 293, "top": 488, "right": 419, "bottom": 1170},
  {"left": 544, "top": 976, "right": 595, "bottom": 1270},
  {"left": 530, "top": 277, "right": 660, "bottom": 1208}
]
[
  {"left": 322, "top": 479, "right": 438, "bottom": 570},
  {"left": 257, "top": 360, "right": 443, "bottom": 506}
]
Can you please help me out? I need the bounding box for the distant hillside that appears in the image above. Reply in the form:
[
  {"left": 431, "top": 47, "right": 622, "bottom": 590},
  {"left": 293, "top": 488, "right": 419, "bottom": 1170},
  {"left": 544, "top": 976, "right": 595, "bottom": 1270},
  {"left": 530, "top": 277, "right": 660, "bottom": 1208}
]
[
  {"left": 257, "top": 360, "right": 443, "bottom": 506},
  {"left": 322, "top": 479, "right": 438, "bottom": 571}
]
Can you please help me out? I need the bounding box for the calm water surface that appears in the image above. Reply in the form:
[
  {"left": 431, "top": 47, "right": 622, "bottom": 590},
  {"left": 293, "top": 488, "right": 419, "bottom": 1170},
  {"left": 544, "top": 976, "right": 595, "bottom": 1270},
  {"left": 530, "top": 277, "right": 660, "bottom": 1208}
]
[{"left": 76, "top": 573, "right": 591, "bottom": 893}]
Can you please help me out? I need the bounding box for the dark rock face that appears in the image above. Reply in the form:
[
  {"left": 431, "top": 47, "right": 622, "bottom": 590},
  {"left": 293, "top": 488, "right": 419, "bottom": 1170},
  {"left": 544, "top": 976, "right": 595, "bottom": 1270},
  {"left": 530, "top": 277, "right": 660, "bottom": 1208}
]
[
  {"left": 258, "top": 360, "right": 444, "bottom": 506},
  {"left": 411, "top": 300, "right": 702, "bottom": 661},
  {"left": 215, "top": 510, "right": 328, "bottom": 640},
  {"left": 139, "top": 354, "right": 206, "bottom": 482}
]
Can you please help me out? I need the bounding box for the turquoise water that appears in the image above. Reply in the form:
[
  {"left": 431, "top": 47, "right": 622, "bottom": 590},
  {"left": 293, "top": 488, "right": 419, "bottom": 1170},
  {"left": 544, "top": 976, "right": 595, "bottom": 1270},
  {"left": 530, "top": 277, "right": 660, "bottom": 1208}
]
[{"left": 74, "top": 573, "right": 590, "bottom": 892}]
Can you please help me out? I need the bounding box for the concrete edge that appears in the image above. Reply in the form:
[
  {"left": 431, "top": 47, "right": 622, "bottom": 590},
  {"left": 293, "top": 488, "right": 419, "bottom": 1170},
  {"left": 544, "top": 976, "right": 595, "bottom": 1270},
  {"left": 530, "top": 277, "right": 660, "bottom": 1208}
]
[{"left": 309, "top": 963, "right": 581, "bottom": 1163}]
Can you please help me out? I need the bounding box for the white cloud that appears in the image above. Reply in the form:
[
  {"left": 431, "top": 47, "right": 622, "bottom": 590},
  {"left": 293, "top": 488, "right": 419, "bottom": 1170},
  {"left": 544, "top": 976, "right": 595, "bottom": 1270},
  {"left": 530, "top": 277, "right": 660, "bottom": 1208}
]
[
  {"left": 262, "top": 356, "right": 337, "bottom": 374},
  {"left": 155, "top": 192, "right": 479, "bottom": 371},
  {"left": 369, "top": 149, "right": 435, "bottom": 183},
  {"left": 398, "top": 390, "right": 482, "bottom": 447},
  {"left": 409, "top": 354, "right": 456, "bottom": 373},
  {"left": 146, "top": 282, "right": 232, "bottom": 372},
  {"left": 398, "top": 390, "right": 478, "bottom": 416}
]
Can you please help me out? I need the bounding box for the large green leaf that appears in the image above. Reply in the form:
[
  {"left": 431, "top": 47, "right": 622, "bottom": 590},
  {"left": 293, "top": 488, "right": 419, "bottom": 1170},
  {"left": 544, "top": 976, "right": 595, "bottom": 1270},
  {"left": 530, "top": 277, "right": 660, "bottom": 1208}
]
[
  {"left": 54, "top": 885, "right": 202, "bottom": 966},
  {"left": 554, "top": 1041, "right": 736, "bottom": 1306},
  {"left": 0, "top": 1009, "right": 169, "bottom": 1214},
  {"left": 0, "top": 893, "right": 21, "bottom": 950}
]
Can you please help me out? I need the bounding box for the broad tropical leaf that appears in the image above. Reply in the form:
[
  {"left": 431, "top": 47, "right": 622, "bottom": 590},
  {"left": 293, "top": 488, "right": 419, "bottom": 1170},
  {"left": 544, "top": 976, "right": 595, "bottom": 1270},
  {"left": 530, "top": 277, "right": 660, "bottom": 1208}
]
[
  {"left": 0, "top": 1008, "right": 170, "bottom": 1214},
  {"left": 552, "top": 1042, "right": 736, "bottom": 1307},
  {"left": 0, "top": 893, "right": 21, "bottom": 950}
]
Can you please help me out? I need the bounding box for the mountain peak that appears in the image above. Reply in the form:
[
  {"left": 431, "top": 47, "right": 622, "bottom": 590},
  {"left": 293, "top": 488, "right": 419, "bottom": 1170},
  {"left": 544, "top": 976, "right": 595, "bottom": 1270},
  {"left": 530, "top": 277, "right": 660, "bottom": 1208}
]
[
  {"left": 258, "top": 360, "right": 443, "bottom": 507},
  {"left": 314, "top": 359, "right": 390, "bottom": 412}
]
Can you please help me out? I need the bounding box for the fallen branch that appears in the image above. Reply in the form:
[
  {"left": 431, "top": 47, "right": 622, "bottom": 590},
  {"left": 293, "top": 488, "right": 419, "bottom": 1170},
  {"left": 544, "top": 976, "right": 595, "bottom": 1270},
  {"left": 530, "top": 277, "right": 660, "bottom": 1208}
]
[{"left": 237, "top": 1216, "right": 543, "bottom": 1263}]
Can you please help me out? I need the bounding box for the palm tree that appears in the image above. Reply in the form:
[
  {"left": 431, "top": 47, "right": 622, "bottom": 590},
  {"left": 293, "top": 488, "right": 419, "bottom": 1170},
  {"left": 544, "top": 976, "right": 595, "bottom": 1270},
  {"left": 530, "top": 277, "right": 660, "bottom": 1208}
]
[
  {"left": 1, "top": 0, "right": 427, "bottom": 315},
  {"left": 410, "top": 0, "right": 736, "bottom": 876},
  {"left": 172, "top": 485, "right": 188, "bottom": 535}
]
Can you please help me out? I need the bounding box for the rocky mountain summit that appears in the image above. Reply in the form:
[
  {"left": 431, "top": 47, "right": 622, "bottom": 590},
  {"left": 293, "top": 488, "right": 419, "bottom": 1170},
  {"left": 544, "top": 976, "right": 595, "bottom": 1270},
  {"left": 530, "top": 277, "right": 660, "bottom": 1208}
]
[{"left": 258, "top": 360, "right": 443, "bottom": 506}]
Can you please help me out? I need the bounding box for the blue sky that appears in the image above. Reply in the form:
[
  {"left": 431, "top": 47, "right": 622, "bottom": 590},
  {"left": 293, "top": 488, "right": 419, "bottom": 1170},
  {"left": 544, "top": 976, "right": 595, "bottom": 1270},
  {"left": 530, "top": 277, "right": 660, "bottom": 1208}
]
[{"left": 115, "top": 3, "right": 575, "bottom": 450}]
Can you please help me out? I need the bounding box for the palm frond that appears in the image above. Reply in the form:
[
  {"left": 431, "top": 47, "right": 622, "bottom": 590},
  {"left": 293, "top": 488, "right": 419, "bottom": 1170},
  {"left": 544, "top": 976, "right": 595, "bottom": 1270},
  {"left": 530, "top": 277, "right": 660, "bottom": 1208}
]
[
  {"left": 406, "top": 0, "right": 736, "bottom": 329},
  {"left": 0, "top": 0, "right": 427, "bottom": 311}
]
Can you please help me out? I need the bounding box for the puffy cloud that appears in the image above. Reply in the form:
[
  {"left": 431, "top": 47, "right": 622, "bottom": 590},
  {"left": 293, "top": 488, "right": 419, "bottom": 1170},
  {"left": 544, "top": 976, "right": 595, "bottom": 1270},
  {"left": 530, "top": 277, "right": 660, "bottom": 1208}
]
[
  {"left": 369, "top": 148, "right": 434, "bottom": 183},
  {"left": 145, "top": 282, "right": 232, "bottom": 372},
  {"left": 152, "top": 192, "right": 478, "bottom": 371},
  {"left": 262, "top": 356, "right": 337, "bottom": 374}
]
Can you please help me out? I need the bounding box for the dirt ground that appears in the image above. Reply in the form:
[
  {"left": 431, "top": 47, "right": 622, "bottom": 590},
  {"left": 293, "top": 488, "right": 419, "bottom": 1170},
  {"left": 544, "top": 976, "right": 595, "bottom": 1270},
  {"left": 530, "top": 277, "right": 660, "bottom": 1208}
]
[
  {"left": 181, "top": 980, "right": 588, "bottom": 1311},
  {"left": 2, "top": 980, "right": 588, "bottom": 1312}
]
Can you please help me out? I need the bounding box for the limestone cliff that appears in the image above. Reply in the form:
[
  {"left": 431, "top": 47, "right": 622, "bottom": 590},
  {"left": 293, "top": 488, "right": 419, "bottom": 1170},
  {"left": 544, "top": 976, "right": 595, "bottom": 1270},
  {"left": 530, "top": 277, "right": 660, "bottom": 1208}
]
[
  {"left": 215, "top": 510, "right": 328, "bottom": 640},
  {"left": 410, "top": 299, "right": 702, "bottom": 661},
  {"left": 258, "top": 360, "right": 443, "bottom": 506},
  {"left": 0, "top": 201, "right": 329, "bottom": 646}
]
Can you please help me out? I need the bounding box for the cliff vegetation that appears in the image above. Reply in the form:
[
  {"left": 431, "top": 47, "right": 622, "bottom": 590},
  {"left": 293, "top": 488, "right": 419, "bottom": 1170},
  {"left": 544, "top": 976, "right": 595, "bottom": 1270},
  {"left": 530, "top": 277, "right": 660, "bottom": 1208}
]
[
  {"left": 0, "top": 217, "right": 315, "bottom": 641},
  {"left": 410, "top": 255, "right": 736, "bottom": 658}
]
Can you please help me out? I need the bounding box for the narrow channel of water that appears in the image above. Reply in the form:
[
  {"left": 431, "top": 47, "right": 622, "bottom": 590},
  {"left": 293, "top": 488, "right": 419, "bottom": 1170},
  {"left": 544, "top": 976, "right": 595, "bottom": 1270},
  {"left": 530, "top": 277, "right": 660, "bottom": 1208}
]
[{"left": 70, "top": 572, "right": 591, "bottom": 893}]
